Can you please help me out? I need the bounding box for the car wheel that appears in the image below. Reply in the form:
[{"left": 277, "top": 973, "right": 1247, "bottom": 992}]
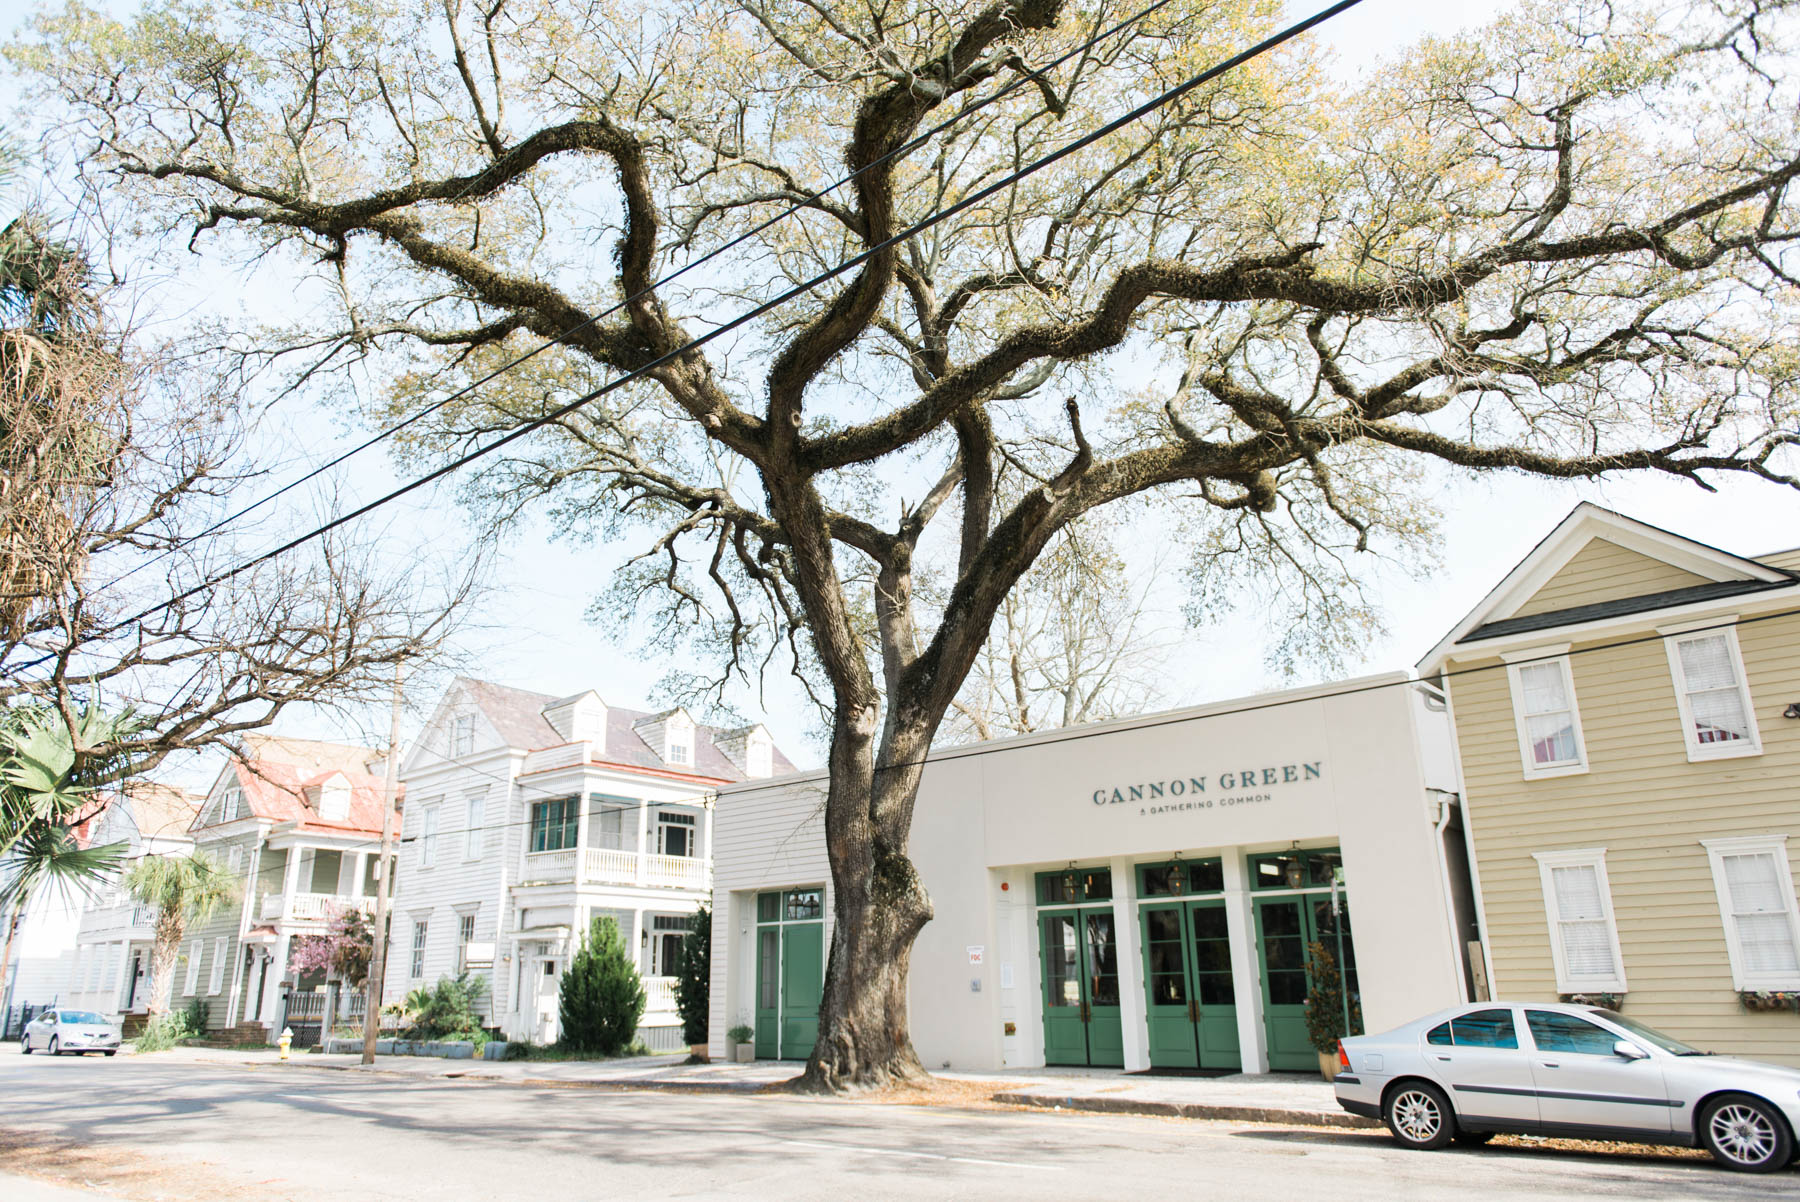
[
  {"left": 1699, "top": 1093, "right": 1794, "bottom": 1173},
  {"left": 48, "top": 1037, "right": 60, "bottom": 1057},
  {"left": 1453, "top": 1130, "right": 1495, "bottom": 1147},
  {"left": 1384, "top": 1081, "right": 1456, "bottom": 1151},
  {"left": 19, "top": 1039, "right": 30, "bottom": 1055}
]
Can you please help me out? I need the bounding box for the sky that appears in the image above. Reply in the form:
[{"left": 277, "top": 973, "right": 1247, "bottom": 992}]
[{"left": 4, "top": 0, "right": 1797, "bottom": 783}]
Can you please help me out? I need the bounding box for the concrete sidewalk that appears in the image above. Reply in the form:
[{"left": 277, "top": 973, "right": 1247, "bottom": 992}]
[{"left": 150, "top": 1045, "right": 1374, "bottom": 1128}]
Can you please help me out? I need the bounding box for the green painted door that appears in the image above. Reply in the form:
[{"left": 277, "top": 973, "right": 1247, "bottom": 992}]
[
  {"left": 1039, "top": 908, "right": 1124, "bottom": 1067},
  {"left": 1081, "top": 910, "right": 1124, "bottom": 1067},
  {"left": 1188, "top": 902, "right": 1241, "bottom": 1068},
  {"left": 1139, "top": 901, "right": 1241, "bottom": 1070},
  {"left": 1255, "top": 897, "right": 1313, "bottom": 1070},
  {"left": 1040, "top": 912, "right": 1089, "bottom": 1066},
  {"left": 779, "top": 921, "right": 823, "bottom": 1060},
  {"left": 754, "top": 921, "right": 780, "bottom": 1059},
  {"left": 1140, "top": 903, "right": 1198, "bottom": 1068},
  {"left": 1255, "top": 894, "right": 1359, "bottom": 1070}
]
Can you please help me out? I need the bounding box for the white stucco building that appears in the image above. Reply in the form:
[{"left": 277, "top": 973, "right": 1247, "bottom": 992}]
[
  {"left": 389, "top": 678, "right": 792, "bottom": 1046},
  {"left": 708, "top": 673, "right": 1477, "bottom": 1073}
]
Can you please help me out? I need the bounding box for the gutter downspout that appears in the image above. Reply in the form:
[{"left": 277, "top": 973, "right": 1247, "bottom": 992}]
[
  {"left": 1427, "top": 788, "right": 1466, "bottom": 1004},
  {"left": 1439, "top": 672, "right": 1499, "bottom": 1001}
]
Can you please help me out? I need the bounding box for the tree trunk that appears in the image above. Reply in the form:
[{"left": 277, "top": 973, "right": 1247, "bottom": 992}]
[
  {"left": 145, "top": 912, "right": 183, "bottom": 1017},
  {"left": 796, "top": 716, "right": 936, "bottom": 1092}
]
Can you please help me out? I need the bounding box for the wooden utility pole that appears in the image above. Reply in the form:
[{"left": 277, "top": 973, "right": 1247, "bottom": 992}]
[{"left": 362, "top": 663, "right": 405, "bottom": 1065}]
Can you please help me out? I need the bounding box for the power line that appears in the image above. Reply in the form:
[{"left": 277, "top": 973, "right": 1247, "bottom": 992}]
[
  {"left": 13, "top": 0, "right": 1368, "bottom": 676},
  {"left": 388, "top": 600, "right": 1800, "bottom": 843},
  {"left": 103, "top": 0, "right": 1194, "bottom": 595}
]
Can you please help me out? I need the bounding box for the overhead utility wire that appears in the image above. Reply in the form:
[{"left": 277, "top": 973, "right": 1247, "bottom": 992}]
[
  {"left": 400, "top": 601, "right": 1800, "bottom": 844},
  {"left": 106, "top": 0, "right": 1193, "bottom": 595},
  {"left": 17, "top": 0, "right": 1367, "bottom": 677}
]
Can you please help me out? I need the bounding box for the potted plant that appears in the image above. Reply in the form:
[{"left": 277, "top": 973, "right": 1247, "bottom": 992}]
[
  {"left": 727, "top": 1022, "right": 755, "bottom": 1063},
  {"left": 1303, "top": 941, "right": 1348, "bottom": 1081},
  {"left": 673, "top": 907, "right": 711, "bottom": 1063}
]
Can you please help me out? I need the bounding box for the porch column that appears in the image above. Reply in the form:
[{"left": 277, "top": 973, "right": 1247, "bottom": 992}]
[
  {"left": 1110, "top": 855, "right": 1150, "bottom": 1073},
  {"left": 635, "top": 799, "right": 650, "bottom": 885},
  {"left": 112, "top": 938, "right": 132, "bottom": 1012},
  {"left": 1221, "top": 850, "right": 1269, "bottom": 1074},
  {"left": 630, "top": 908, "right": 646, "bottom": 976},
  {"left": 353, "top": 852, "right": 369, "bottom": 897},
  {"left": 701, "top": 800, "right": 714, "bottom": 867},
  {"left": 280, "top": 846, "right": 304, "bottom": 920},
  {"left": 575, "top": 793, "right": 591, "bottom": 882}
]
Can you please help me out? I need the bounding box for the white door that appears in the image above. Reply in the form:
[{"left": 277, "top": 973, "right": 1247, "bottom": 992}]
[{"left": 534, "top": 956, "right": 560, "bottom": 1043}]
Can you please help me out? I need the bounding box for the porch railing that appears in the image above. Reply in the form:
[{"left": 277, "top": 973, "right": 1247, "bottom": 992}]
[
  {"left": 260, "top": 892, "right": 378, "bottom": 922},
  {"left": 524, "top": 848, "right": 710, "bottom": 890}
]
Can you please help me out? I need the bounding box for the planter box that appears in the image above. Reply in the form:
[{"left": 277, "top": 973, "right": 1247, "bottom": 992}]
[
  {"left": 375, "top": 1039, "right": 395, "bottom": 1055},
  {"left": 734, "top": 1043, "right": 754, "bottom": 1063},
  {"left": 481, "top": 1041, "right": 510, "bottom": 1061},
  {"left": 443, "top": 1041, "right": 474, "bottom": 1059}
]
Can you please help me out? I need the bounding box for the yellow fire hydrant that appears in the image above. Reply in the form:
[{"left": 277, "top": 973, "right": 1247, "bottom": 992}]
[{"left": 278, "top": 1027, "right": 293, "bottom": 1061}]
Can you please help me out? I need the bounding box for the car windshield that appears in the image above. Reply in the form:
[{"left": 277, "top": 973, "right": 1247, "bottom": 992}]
[
  {"left": 1593, "top": 1010, "right": 1702, "bottom": 1055},
  {"left": 57, "top": 1011, "right": 108, "bottom": 1025}
]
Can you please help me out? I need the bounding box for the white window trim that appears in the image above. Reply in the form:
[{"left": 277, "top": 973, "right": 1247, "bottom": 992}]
[
  {"left": 207, "top": 936, "right": 229, "bottom": 995},
  {"left": 449, "top": 714, "right": 475, "bottom": 758},
  {"left": 1701, "top": 835, "right": 1800, "bottom": 992},
  {"left": 1532, "top": 847, "right": 1628, "bottom": 993},
  {"left": 410, "top": 918, "right": 430, "bottom": 980},
  {"left": 464, "top": 793, "right": 484, "bottom": 861},
  {"left": 183, "top": 938, "right": 203, "bottom": 995},
  {"left": 419, "top": 805, "right": 439, "bottom": 869},
  {"left": 1662, "top": 626, "right": 1762, "bottom": 762},
  {"left": 1503, "top": 649, "right": 1589, "bottom": 780}
]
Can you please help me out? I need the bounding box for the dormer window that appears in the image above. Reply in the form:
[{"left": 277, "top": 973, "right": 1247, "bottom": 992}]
[
  {"left": 450, "top": 714, "right": 475, "bottom": 757},
  {"left": 667, "top": 738, "right": 690, "bottom": 766},
  {"left": 317, "top": 780, "right": 351, "bottom": 821},
  {"left": 748, "top": 738, "right": 772, "bottom": 778},
  {"left": 219, "top": 786, "right": 244, "bottom": 823}
]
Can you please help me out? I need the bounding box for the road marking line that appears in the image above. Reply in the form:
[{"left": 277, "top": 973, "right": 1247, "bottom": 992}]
[{"left": 777, "top": 1139, "right": 1054, "bottom": 1171}]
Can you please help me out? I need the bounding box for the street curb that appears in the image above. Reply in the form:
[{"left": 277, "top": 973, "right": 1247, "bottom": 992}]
[
  {"left": 990, "top": 1091, "right": 1381, "bottom": 1129},
  {"left": 262, "top": 1058, "right": 773, "bottom": 1093}
]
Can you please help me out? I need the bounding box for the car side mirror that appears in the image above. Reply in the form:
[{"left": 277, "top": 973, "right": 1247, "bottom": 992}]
[{"left": 1613, "top": 1040, "right": 1648, "bottom": 1061}]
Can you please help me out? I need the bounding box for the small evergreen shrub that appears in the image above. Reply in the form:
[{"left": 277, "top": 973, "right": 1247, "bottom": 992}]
[
  {"left": 672, "top": 906, "right": 711, "bottom": 1046},
  {"left": 401, "top": 974, "right": 488, "bottom": 1041},
  {"left": 559, "top": 915, "right": 645, "bottom": 1055},
  {"left": 1303, "top": 941, "right": 1347, "bottom": 1054},
  {"left": 180, "top": 997, "right": 209, "bottom": 1034}
]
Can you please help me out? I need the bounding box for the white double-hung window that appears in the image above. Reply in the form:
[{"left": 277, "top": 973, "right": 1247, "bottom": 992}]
[
  {"left": 183, "top": 939, "right": 203, "bottom": 995},
  {"left": 1533, "top": 848, "right": 1627, "bottom": 994},
  {"left": 1702, "top": 836, "right": 1800, "bottom": 992},
  {"left": 464, "top": 791, "right": 485, "bottom": 860},
  {"left": 208, "top": 936, "right": 229, "bottom": 994},
  {"left": 420, "top": 806, "right": 439, "bottom": 868},
  {"left": 1505, "top": 649, "right": 1587, "bottom": 778},
  {"left": 1663, "top": 626, "right": 1761, "bottom": 760}
]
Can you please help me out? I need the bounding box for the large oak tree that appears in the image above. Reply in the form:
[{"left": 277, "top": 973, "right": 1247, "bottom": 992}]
[{"left": 15, "top": 0, "right": 1798, "bottom": 1088}]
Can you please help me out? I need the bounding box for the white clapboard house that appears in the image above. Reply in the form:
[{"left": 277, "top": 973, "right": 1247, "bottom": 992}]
[{"left": 387, "top": 678, "right": 792, "bottom": 1047}]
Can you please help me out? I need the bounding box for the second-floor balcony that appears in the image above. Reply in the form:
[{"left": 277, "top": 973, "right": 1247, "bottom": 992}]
[
  {"left": 519, "top": 847, "right": 710, "bottom": 891},
  {"left": 260, "top": 891, "right": 379, "bottom": 923},
  {"left": 81, "top": 900, "right": 158, "bottom": 938}
]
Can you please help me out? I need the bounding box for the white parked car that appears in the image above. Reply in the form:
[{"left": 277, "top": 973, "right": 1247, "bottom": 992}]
[
  {"left": 1335, "top": 1001, "right": 1800, "bottom": 1173},
  {"left": 20, "top": 1009, "right": 121, "bottom": 1057}
]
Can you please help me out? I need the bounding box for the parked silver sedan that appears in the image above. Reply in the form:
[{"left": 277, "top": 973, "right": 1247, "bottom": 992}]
[
  {"left": 1335, "top": 1001, "right": 1800, "bottom": 1173},
  {"left": 19, "top": 1009, "right": 121, "bottom": 1057}
]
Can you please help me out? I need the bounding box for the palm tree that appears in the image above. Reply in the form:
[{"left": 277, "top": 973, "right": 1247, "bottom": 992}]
[
  {"left": 123, "top": 852, "right": 239, "bottom": 1017},
  {"left": 0, "top": 706, "right": 130, "bottom": 1006}
]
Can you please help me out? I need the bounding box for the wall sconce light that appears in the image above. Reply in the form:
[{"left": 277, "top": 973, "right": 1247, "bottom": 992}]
[
  {"left": 1062, "top": 862, "right": 1080, "bottom": 897},
  {"left": 1168, "top": 851, "right": 1185, "bottom": 895},
  {"left": 1284, "top": 840, "right": 1305, "bottom": 889},
  {"left": 1784, "top": 702, "right": 1800, "bottom": 719}
]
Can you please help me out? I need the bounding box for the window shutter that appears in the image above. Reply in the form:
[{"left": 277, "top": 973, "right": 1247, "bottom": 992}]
[
  {"left": 1723, "top": 852, "right": 1800, "bottom": 975},
  {"left": 1551, "top": 864, "right": 1617, "bottom": 978}
]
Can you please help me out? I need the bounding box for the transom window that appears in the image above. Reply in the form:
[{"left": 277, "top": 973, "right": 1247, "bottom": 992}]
[
  {"left": 1664, "top": 629, "right": 1761, "bottom": 760},
  {"left": 1249, "top": 848, "right": 1341, "bottom": 891},
  {"left": 1506, "top": 654, "right": 1587, "bottom": 777},
  {"left": 529, "top": 798, "right": 580, "bottom": 853},
  {"left": 1035, "top": 868, "right": 1113, "bottom": 905},
  {"left": 1138, "top": 858, "right": 1224, "bottom": 897}
]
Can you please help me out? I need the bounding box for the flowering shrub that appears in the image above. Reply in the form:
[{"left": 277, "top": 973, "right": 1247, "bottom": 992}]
[{"left": 288, "top": 906, "right": 374, "bottom": 987}]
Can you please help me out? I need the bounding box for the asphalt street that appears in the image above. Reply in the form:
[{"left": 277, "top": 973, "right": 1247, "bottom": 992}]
[{"left": 0, "top": 1049, "right": 1788, "bottom": 1201}]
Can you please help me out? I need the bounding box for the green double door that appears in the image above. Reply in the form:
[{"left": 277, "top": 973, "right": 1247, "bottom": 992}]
[
  {"left": 754, "top": 889, "right": 824, "bottom": 1061},
  {"left": 1139, "top": 901, "right": 1241, "bottom": 1070},
  {"left": 1039, "top": 908, "right": 1124, "bottom": 1067},
  {"left": 1254, "top": 893, "right": 1359, "bottom": 1071}
]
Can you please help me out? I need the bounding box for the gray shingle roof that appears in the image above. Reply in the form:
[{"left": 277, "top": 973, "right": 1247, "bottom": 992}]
[
  {"left": 1458, "top": 577, "right": 1797, "bottom": 644},
  {"left": 457, "top": 677, "right": 796, "bottom": 781}
]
